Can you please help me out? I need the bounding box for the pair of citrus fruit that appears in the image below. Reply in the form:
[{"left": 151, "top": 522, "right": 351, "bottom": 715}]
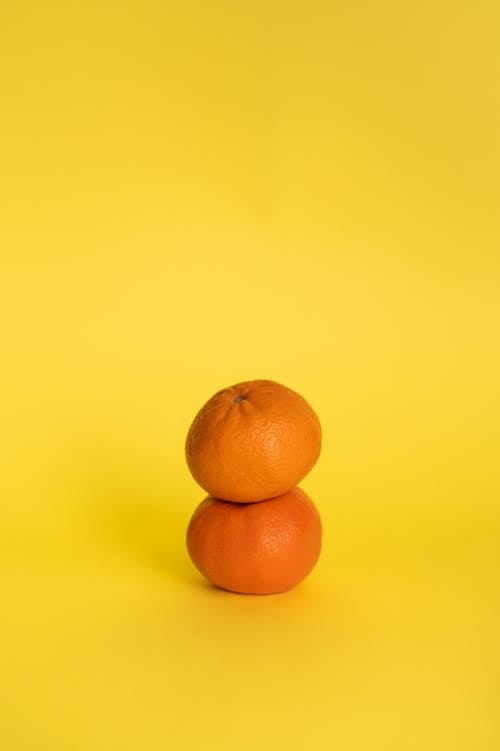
[{"left": 185, "top": 380, "right": 322, "bottom": 594}]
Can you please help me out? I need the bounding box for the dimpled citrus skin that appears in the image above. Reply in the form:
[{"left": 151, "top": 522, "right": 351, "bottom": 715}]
[
  {"left": 185, "top": 379, "right": 322, "bottom": 502},
  {"left": 186, "top": 487, "right": 322, "bottom": 594}
]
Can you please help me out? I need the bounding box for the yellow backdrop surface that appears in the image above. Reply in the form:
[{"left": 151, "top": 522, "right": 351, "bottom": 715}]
[{"left": 1, "top": 2, "right": 499, "bottom": 749}]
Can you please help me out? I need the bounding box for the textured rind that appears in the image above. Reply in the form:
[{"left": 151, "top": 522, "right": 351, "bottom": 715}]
[
  {"left": 186, "top": 487, "right": 322, "bottom": 594},
  {"left": 185, "top": 380, "right": 322, "bottom": 502}
]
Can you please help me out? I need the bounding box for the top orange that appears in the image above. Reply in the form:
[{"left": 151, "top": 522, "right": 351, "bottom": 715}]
[{"left": 185, "top": 379, "right": 321, "bottom": 502}]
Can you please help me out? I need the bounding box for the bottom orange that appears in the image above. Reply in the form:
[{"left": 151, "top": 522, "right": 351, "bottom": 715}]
[{"left": 186, "top": 487, "right": 322, "bottom": 595}]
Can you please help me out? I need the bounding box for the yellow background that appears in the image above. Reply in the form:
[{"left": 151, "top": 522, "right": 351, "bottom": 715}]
[{"left": 1, "top": 2, "right": 499, "bottom": 749}]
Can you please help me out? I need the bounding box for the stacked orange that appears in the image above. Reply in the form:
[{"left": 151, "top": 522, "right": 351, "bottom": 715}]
[{"left": 185, "top": 380, "right": 322, "bottom": 594}]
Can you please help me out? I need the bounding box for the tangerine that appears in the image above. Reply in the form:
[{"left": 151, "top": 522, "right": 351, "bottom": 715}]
[
  {"left": 186, "top": 487, "right": 322, "bottom": 594},
  {"left": 185, "top": 379, "right": 321, "bottom": 502}
]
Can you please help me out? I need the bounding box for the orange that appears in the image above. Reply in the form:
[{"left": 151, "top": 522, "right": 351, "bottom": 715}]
[
  {"left": 186, "top": 487, "right": 322, "bottom": 594},
  {"left": 185, "top": 379, "right": 321, "bottom": 502}
]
